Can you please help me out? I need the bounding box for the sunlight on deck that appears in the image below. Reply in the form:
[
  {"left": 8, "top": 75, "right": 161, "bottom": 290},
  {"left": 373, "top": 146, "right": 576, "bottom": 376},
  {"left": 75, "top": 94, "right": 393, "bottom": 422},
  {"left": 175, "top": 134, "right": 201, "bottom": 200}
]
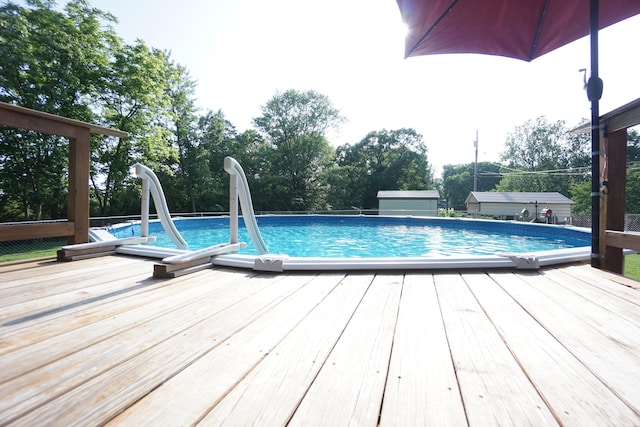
[{"left": 1, "top": 256, "right": 639, "bottom": 425}]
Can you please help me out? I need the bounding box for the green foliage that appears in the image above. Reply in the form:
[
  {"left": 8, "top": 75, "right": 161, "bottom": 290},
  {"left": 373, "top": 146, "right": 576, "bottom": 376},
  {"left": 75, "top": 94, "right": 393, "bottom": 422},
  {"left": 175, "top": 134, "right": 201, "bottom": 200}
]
[
  {"left": 488, "top": 115, "right": 592, "bottom": 219},
  {"left": 626, "top": 130, "right": 640, "bottom": 214},
  {"left": 441, "top": 162, "right": 501, "bottom": 210},
  {"left": 0, "top": 3, "right": 439, "bottom": 220},
  {"left": 0, "top": 237, "right": 65, "bottom": 263},
  {"left": 626, "top": 170, "right": 640, "bottom": 214},
  {"left": 569, "top": 179, "right": 591, "bottom": 214},
  {"left": 496, "top": 117, "right": 589, "bottom": 196},
  {"left": 252, "top": 89, "right": 345, "bottom": 211},
  {"left": 0, "top": 0, "right": 117, "bottom": 219},
  {"left": 437, "top": 208, "right": 463, "bottom": 217},
  {"left": 92, "top": 44, "right": 178, "bottom": 215},
  {"left": 627, "top": 129, "right": 640, "bottom": 162},
  {"left": 335, "top": 129, "right": 433, "bottom": 209},
  {"left": 624, "top": 254, "right": 640, "bottom": 280}
]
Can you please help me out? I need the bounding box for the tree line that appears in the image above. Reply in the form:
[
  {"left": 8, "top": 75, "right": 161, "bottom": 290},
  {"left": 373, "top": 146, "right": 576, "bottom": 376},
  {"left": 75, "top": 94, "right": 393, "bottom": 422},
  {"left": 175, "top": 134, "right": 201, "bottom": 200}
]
[
  {"left": 2, "top": 1, "right": 638, "bottom": 222},
  {"left": 0, "top": 0, "right": 432, "bottom": 221},
  {"left": 440, "top": 117, "right": 640, "bottom": 214}
]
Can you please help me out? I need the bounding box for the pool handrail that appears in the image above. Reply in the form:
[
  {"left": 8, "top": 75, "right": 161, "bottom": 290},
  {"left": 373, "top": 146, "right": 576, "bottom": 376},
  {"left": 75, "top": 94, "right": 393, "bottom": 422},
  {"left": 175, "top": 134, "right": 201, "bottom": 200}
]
[
  {"left": 224, "top": 156, "right": 269, "bottom": 255},
  {"left": 134, "top": 163, "right": 188, "bottom": 250}
]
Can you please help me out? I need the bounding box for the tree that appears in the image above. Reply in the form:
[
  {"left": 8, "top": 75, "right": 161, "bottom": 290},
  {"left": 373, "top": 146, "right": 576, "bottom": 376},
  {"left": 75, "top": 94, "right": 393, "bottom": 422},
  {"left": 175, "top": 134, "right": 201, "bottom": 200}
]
[
  {"left": 334, "top": 128, "right": 433, "bottom": 209},
  {"left": 496, "top": 116, "right": 590, "bottom": 196},
  {"left": 626, "top": 129, "right": 640, "bottom": 162},
  {"left": 0, "top": 0, "right": 118, "bottom": 220},
  {"left": 91, "top": 43, "right": 177, "bottom": 215},
  {"left": 159, "top": 64, "right": 214, "bottom": 213},
  {"left": 569, "top": 179, "right": 590, "bottom": 214},
  {"left": 195, "top": 110, "right": 234, "bottom": 211},
  {"left": 441, "top": 162, "right": 502, "bottom": 210},
  {"left": 625, "top": 130, "right": 640, "bottom": 213},
  {"left": 570, "top": 129, "right": 640, "bottom": 214},
  {"left": 253, "top": 89, "right": 345, "bottom": 211}
]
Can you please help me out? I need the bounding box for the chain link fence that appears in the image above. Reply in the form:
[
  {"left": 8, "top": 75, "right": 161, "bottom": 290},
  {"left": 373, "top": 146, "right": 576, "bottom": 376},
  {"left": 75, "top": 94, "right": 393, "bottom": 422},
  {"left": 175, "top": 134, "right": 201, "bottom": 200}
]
[
  {"left": 571, "top": 213, "right": 640, "bottom": 231},
  {"left": 3, "top": 212, "right": 640, "bottom": 262}
]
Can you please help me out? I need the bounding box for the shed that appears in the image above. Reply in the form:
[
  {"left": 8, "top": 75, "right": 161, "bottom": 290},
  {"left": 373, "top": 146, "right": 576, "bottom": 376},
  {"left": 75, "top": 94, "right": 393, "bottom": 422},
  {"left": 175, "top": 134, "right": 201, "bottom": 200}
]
[
  {"left": 465, "top": 192, "right": 574, "bottom": 222},
  {"left": 377, "top": 190, "right": 440, "bottom": 216}
]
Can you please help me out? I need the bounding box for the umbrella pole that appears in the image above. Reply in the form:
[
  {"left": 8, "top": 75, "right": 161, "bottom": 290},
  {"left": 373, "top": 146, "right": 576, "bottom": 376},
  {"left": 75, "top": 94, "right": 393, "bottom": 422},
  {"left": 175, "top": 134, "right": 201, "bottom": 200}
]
[{"left": 588, "top": 0, "right": 603, "bottom": 268}]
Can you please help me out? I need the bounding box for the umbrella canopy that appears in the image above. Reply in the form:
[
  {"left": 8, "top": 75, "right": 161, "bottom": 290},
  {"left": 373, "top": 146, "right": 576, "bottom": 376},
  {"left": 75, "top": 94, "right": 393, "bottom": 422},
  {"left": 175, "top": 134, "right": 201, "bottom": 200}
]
[
  {"left": 396, "top": 0, "right": 640, "bottom": 268},
  {"left": 399, "top": 0, "right": 640, "bottom": 61}
]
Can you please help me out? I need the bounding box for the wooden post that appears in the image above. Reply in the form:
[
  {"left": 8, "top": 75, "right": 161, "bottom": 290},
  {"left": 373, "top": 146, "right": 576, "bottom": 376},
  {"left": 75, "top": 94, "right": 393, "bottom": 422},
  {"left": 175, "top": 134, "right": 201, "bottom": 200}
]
[
  {"left": 602, "top": 129, "right": 627, "bottom": 273},
  {"left": 0, "top": 102, "right": 127, "bottom": 245},
  {"left": 68, "top": 128, "right": 91, "bottom": 244}
]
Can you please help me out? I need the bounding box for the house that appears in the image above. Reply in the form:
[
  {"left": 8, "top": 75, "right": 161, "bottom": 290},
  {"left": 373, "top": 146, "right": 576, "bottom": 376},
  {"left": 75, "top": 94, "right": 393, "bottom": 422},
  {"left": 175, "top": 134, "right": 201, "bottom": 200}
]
[
  {"left": 377, "top": 190, "right": 440, "bottom": 216},
  {"left": 465, "top": 192, "right": 574, "bottom": 222}
]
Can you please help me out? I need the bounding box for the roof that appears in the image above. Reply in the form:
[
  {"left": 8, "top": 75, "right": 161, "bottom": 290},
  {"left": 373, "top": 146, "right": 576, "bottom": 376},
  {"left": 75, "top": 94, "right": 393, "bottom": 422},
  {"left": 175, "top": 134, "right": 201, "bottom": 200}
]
[
  {"left": 377, "top": 190, "right": 440, "bottom": 199},
  {"left": 466, "top": 192, "right": 574, "bottom": 205}
]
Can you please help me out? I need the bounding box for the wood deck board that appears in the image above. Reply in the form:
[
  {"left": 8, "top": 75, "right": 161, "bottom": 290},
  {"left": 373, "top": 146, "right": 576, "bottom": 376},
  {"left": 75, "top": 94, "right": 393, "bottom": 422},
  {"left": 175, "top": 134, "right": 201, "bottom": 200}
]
[
  {"left": 0, "top": 256, "right": 639, "bottom": 426},
  {"left": 466, "top": 272, "right": 640, "bottom": 425},
  {"left": 544, "top": 268, "right": 640, "bottom": 326},
  {"left": 0, "top": 259, "right": 155, "bottom": 322},
  {"left": 0, "top": 268, "right": 226, "bottom": 355},
  {"left": 0, "top": 268, "right": 237, "bottom": 380},
  {"left": 555, "top": 264, "right": 640, "bottom": 306},
  {"left": 108, "top": 273, "right": 350, "bottom": 426},
  {"left": 0, "top": 256, "right": 144, "bottom": 290},
  {"left": 491, "top": 270, "right": 640, "bottom": 416},
  {"left": 6, "top": 272, "right": 314, "bottom": 426},
  {"left": 287, "top": 274, "right": 403, "bottom": 426},
  {"left": 194, "top": 273, "right": 373, "bottom": 426},
  {"left": 435, "top": 272, "right": 559, "bottom": 426},
  {"left": 0, "top": 270, "right": 271, "bottom": 420},
  {"left": 379, "top": 272, "right": 467, "bottom": 426}
]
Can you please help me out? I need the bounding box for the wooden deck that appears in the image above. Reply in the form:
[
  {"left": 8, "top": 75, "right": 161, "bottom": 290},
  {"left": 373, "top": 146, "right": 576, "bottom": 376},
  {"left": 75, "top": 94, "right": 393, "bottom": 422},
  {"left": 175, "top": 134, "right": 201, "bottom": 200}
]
[{"left": 1, "top": 256, "right": 639, "bottom": 426}]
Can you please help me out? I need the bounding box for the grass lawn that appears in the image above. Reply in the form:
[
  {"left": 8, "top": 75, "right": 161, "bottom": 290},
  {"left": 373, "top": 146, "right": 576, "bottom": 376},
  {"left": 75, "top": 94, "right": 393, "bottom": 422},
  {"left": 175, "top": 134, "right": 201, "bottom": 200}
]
[
  {"left": 624, "top": 253, "right": 640, "bottom": 281},
  {"left": 0, "top": 238, "right": 63, "bottom": 263}
]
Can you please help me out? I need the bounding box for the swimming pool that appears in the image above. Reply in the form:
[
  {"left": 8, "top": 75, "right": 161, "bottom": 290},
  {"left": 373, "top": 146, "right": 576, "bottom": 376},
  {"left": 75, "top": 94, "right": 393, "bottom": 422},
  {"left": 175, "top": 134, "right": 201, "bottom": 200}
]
[{"left": 106, "top": 215, "right": 591, "bottom": 271}]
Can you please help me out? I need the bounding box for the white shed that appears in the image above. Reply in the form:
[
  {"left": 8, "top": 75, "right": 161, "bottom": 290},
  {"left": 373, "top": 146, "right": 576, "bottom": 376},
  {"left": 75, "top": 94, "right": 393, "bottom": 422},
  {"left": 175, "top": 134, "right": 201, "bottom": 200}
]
[
  {"left": 377, "top": 190, "right": 440, "bottom": 216},
  {"left": 465, "top": 192, "right": 574, "bottom": 223}
]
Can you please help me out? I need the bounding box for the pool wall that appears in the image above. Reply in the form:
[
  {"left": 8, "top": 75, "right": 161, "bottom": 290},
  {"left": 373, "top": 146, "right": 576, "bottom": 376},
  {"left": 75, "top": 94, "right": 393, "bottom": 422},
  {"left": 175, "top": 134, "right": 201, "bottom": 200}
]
[{"left": 101, "top": 215, "right": 592, "bottom": 272}]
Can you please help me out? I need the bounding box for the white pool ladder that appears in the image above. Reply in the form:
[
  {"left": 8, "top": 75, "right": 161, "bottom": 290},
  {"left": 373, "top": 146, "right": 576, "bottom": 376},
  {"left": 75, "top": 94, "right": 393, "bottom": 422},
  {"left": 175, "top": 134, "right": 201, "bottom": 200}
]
[
  {"left": 134, "top": 159, "right": 268, "bottom": 273},
  {"left": 134, "top": 163, "right": 188, "bottom": 250},
  {"left": 224, "top": 156, "right": 269, "bottom": 254}
]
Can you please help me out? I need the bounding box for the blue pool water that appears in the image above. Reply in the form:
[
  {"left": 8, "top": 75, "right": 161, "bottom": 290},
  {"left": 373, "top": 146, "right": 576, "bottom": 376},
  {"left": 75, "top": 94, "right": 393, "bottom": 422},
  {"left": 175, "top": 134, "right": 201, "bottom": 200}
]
[{"left": 108, "top": 215, "right": 590, "bottom": 258}]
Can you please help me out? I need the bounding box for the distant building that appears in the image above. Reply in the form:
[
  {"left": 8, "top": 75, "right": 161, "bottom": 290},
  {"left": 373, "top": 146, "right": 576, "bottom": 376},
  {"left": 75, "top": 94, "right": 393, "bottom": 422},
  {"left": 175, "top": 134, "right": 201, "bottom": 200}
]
[
  {"left": 465, "top": 192, "right": 574, "bottom": 223},
  {"left": 377, "top": 190, "right": 440, "bottom": 216}
]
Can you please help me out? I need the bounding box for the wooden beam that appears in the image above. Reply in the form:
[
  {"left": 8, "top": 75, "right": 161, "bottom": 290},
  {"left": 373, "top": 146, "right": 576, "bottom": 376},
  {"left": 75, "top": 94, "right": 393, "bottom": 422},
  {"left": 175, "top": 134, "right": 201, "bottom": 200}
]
[
  {"left": 605, "top": 230, "right": 640, "bottom": 252},
  {"left": 0, "top": 102, "right": 129, "bottom": 246},
  {"left": 602, "top": 130, "right": 627, "bottom": 273},
  {"left": 0, "top": 101, "right": 128, "bottom": 138},
  {"left": 602, "top": 98, "right": 640, "bottom": 134},
  {"left": 570, "top": 97, "right": 640, "bottom": 135},
  {"left": 68, "top": 130, "right": 91, "bottom": 244},
  {"left": 0, "top": 222, "right": 75, "bottom": 242}
]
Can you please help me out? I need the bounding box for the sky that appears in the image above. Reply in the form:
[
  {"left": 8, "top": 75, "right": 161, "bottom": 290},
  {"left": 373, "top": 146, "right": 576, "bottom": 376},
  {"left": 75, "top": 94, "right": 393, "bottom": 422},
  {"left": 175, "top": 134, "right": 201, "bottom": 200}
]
[{"left": 61, "top": 1, "right": 640, "bottom": 175}]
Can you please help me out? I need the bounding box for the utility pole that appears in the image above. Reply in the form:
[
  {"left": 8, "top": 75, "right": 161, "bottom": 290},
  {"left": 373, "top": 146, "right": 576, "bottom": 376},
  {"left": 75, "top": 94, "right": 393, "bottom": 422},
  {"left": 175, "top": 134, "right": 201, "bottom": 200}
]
[{"left": 473, "top": 129, "right": 478, "bottom": 192}]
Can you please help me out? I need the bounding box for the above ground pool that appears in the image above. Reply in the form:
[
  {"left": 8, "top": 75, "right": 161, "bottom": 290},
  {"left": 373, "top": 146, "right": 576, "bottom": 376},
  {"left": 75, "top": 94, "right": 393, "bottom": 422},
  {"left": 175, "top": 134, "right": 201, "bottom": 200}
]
[{"left": 105, "top": 215, "right": 592, "bottom": 271}]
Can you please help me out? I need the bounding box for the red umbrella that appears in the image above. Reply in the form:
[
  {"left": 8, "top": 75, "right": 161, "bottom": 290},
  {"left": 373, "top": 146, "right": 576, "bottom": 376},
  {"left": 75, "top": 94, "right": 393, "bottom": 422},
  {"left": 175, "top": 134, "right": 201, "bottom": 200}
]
[{"left": 396, "top": 0, "right": 640, "bottom": 268}]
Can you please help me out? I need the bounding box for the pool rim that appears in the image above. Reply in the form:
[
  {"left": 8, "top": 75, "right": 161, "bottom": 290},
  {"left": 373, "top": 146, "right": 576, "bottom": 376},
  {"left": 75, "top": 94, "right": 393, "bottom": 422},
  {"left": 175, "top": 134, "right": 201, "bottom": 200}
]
[{"left": 98, "top": 214, "right": 593, "bottom": 272}]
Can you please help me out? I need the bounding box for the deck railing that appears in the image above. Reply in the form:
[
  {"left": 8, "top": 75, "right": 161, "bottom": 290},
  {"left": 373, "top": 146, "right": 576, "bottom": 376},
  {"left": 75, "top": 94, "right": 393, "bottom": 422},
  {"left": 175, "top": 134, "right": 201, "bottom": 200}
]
[
  {"left": 575, "top": 97, "right": 640, "bottom": 273},
  {"left": 0, "top": 102, "right": 128, "bottom": 244}
]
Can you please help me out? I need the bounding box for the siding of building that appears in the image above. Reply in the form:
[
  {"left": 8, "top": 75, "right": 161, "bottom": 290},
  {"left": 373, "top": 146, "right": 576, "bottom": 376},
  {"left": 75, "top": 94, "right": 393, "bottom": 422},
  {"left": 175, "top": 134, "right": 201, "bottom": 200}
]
[
  {"left": 379, "top": 198, "right": 439, "bottom": 216},
  {"left": 465, "top": 192, "right": 574, "bottom": 222},
  {"left": 377, "top": 190, "right": 440, "bottom": 217}
]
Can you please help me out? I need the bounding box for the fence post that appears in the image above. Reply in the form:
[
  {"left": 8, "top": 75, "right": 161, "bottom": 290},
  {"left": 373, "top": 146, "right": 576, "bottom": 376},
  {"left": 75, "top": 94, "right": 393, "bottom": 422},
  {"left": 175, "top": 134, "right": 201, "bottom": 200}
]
[
  {"left": 67, "top": 128, "right": 91, "bottom": 244},
  {"left": 602, "top": 129, "right": 627, "bottom": 273}
]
